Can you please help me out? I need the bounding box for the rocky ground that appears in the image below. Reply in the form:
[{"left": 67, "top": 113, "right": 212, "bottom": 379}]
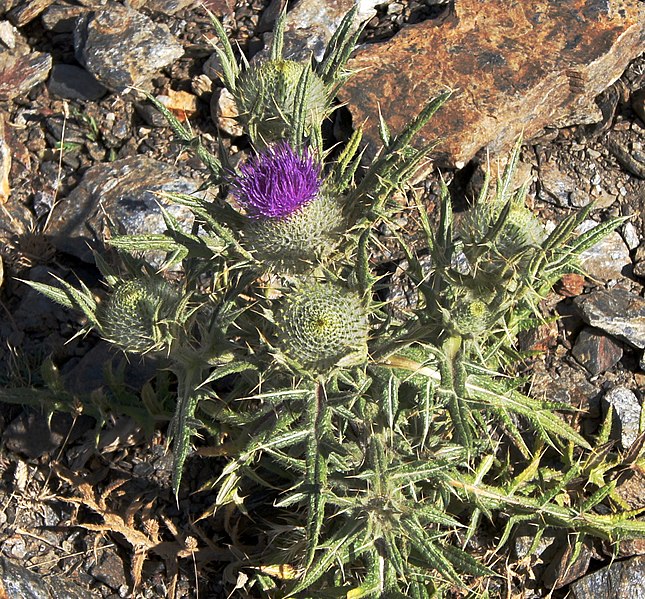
[{"left": 0, "top": 0, "right": 644, "bottom": 597}]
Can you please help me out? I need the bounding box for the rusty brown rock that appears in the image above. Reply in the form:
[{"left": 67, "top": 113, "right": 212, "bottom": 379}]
[
  {"left": 0, "top": 49, "right": 51, "bottom": 100},
  {"left": 340, "top": 0, "right": 645, "bottom": 168},
  {"left": 555, "top": 273, "right": 586, "bottom": 297},
  {"left": 201, "top": 0, "right": 235, "bottom": 14},
  {"left": 571, "top": 326, "right": 623, "bottom": 375},
  {"left": 7, "top": 0, "right": 54, "bottom": 26}
]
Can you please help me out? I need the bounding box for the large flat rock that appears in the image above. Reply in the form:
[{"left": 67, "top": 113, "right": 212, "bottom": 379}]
[{"left": 340, "top": 0, "right": 645, "bottom": 167}]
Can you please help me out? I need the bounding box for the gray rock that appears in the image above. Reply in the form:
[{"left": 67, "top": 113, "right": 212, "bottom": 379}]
[
  {"left": 602, "top": 386, "right": 642, "bottom": 450},
  {"left": 572, "top": 327, "right": 623, "bottom": 375},
  {"left": 262, "top": 0, "right": 380, "bottom": 63},
  {"left": 634, "top": 242, "right": 645, "bottom": 279},
  {"left": 622, "top": 221, "right": 641, "bottom": 251},
  {"left": 89, "top": 549, "right": 127, "bottom": 590},
  {"left": 145, "top": 0, "right": 196, "bottom": 14},
  {"left": 74, "top": 4, "right": 184, "bottom": 92},
  {"left": 577, "top": 220, "right": 631, "bottom": 283},
  {"left": 45, "top": 156, "right": 209, "bottom": 265},
  {"left": 570, "top": 555, "right": 645, "bottom": 599},
  {"left": 202, "top": 51, "right": 222, "bottom": 81},
  {"left": 134, "top": 102, "right": 167, "bottom": 127},
  {"left": 607, "top": 130, "right": 645, "bottom": 179},
  {"left": 0, "top": 20, "right": 17, "bottom": 49},
  {"left": 0, "top": 555, "right": 89, "bottom": 598},
  {"left": 575, "top": 288, "right": 645, "bottom": 350},
  {"left": 7, "top": 0, "right": 54, "bottom": 27},
  {"left": 633, "top": 87, "right": 645, "bottom": 125},
  {"left": 48, "top": 63, "right": 108, "bottom": 101},
  {"left": 212, "top": 87, "right": 243, "bottom": 136},
  {"left": 538, "top": 161, "right": 580, "bottom": 207},
  {"left": 41, "top": 4, "right": 88, "bottom": 32}
]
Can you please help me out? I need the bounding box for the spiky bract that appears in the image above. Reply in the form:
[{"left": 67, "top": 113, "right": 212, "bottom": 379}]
[
  {"left": 450, "top": 296, "right": 495, "bottom": 337},
  {"left": 235, "top": 60, "right": 328, "bottom": 144},
  {"left": 231, "top": 142, "right": 321, "bottom": 219},
  {"left": 98, "top": 279, "right": 181, "bottom": 354},
  {"left": 274, "top": 282, "right": 369, "bottom": 372},
  {"left": 458, "top": 195, "right": 546, "bottom": 288},
  {"left": 243, "top": 194, "right": 345, "bottom": 272}
]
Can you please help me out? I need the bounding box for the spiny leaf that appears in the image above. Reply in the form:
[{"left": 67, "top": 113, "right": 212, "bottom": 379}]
[
  {"left": 287, "top": 520, "right": 367, "bottom": 596},
  {"left": 205, "top": 9, "right": 239, "bottom": 91},
  {"left": 441, "top": 543, "right": 495, "bottom": 578},
  {"left": 317, "top": 5, "right": 359, "bottom": 83},
  {"left": 304, "top": 383, "right": 330, "bottom": 570},
  {"left": 270, "top": 8, "right": 286, "bottom": 61},
  {"left": 23, "top": 276, "right": 100, "bottom": 329},
  {"left": 404, "top": 518, "right": 461, "bottom": 585}
]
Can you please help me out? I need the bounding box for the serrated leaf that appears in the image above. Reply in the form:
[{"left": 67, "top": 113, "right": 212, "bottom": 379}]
[
  {"left": 287, "top": 520, "right": 366, "bottom": 596},
  {"left": 441, "top": 543, "right": 495, "bottom": 578}
]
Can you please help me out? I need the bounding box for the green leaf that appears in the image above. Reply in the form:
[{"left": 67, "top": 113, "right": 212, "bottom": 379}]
[
  {"left": 270, "top": 8, "right": 286, "bottom": 61},
  {"left": 304, "top": 383, "right": 330, "bottom": 569},
  {"left": 317, "top": 5, "right": 360, "bottom": 84},
  {"left": 205, "top": 9, "right": 239, "bottom": 91},
  {"left": 377, "top": 105, "right": 391, "bottom": 145},
  {"left": 23, "top": 275, "right": 100, "bottom": 329},
  {"left": 441, "top": 543, "right": 495, "bottom": 578},
  {"left": 287, "top": 520, "right": 367, "bottom": 596},
  {"left": 404, "top": 517, "right": 461, "bottom": 586}
]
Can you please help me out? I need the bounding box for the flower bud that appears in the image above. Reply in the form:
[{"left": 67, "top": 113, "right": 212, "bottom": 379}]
[
  {"left": 98, "top": 279, "right": 181, "bottom": 354},
  {"left": 231, "top": 142, "right": 345, "bottom": 272},
  {"left": 244, "top": 194, "right": 345, "bottom": 272},
  {"left": 451, "top": 297, "right": 494, "bottom": 337},
  {"left": 234, "top": 60, "right": 328, "bottom": 143},
  {"left": 274, "top": 282, "right": 369, "bottom": 372}
]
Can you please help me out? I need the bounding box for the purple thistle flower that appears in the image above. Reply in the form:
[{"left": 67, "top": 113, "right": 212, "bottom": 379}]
[{"left": 231, "top": 142, "right": 322, "bottom": 219}]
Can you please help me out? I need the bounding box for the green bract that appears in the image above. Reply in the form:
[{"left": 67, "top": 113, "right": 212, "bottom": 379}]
[
  {"left": 274, "top": 282, "right": 368, "bottom": 372},
  {"left": 243, "top": 194, "right": 346, "bottom": 272}
]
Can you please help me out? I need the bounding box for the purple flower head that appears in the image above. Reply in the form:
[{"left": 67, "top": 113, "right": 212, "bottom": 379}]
[{"left": 231, "top": 142, "right": 322, "bottom": 219}]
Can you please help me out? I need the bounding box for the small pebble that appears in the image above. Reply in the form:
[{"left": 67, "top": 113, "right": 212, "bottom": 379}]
[
  {"left": 621, "top": 221, "right": 640, "bottom": 251},
  {"left": 603, "top": 386, "right": 642, "bottom": 450}
]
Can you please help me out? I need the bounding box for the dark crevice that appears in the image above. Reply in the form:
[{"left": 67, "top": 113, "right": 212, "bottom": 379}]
[{"left": 358, "top": 1, "right": 454, "bottom": 45}]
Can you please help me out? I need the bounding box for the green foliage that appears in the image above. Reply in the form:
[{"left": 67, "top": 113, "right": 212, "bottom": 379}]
[{"left": 15, "top": 8, "right": 644, "bottom": 598}]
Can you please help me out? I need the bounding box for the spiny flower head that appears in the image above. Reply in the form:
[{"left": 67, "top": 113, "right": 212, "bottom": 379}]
[
  {"left": 244, "top": 193, "right": 345, "bottom": 273},
  {"left": 235, "top": 60, "right": 329, "bottom": 144},
  {"left": 274, "top": 282, "right": 369, "bottom": 372},
  {"left": 231, "top": 142, "right": 322, "bottom": 219},
  {"left": 98, "top": 278, "right": 182, "bottom": 354}
]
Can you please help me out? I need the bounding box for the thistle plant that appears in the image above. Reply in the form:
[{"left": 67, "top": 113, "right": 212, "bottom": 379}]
[{"left": 21, "top": 6, "right": 645, "bottom": 598}]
